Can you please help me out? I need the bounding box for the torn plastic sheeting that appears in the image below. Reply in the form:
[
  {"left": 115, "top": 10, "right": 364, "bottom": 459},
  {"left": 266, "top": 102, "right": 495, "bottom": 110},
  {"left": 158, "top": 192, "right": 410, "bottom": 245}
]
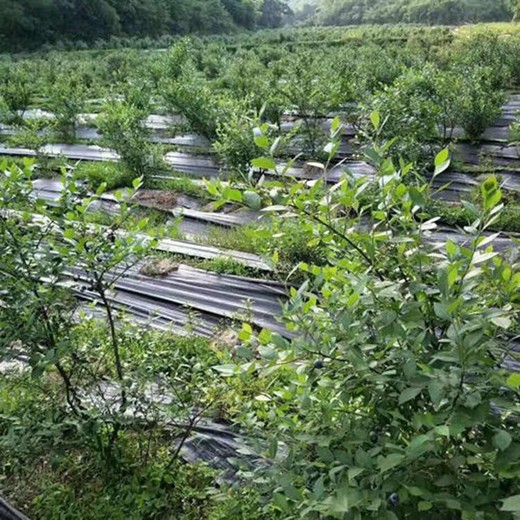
[
  {"left": 0, "top": 497, "right": 30, "bottom": 520},
  {"left": 31, "top": 187, "right": 120, "bottom": 216},
  {"left": 431, "top": 171, "right": 479, "bottom": 187},
  {"left": 73, "top": 261, "right": 287, "bottom": 317},
  {"left": 30, "top": 180, "right": 226, "bottom": 237},
  {"left": 124, "top": 270, "right": 285, "bottom": 315},
  {"left": 2, "top": 208, "right": 273, "bottom": 272},
  {"left": 32, "top": 179, "right": 212, "bottom": 229},
  {"left": 425, "top": 228, "right": 518, "bottom": 255},
  {"left": 281, "top": 160, "right": 376, "bottom": 182},
  {"left": 110, "top": 279, "right": 288, "bottom": 338},
  {"left": 495, "top": 172, "right": 520, "bottom": 193},
  {"left": 71, "top": 264, "right": 289, "bottom": 338},
  {"left": 449, "top": 126, "right": 511, "bottom": 143},
  {"left": 164, "top": 151, "right": 376, "bottom": 182},
  {"left": 180, "top": 421, "right": 266, "bottom": 483},
  {"left": 78, "top": 378, "right": 268, "bottom": 484},
  {"left": 454, "top": 143, "right": 520, "bottom": 167},
  {"left": 171, "top": 207, "right": 263, "bottom": 228},
  {"left": 0, "top": 143, "right": 118, "bottom": 162},
  {"left": 33, "top": 178, "right": 204, "bottom": 211},
  {"left": 78, "top": 288, "right": 225, "bottom": 338},
  {"left": 91, "top": 381, "right": 269, "bottom": 484},
  {"left": 20, "top": 110, "right": 183, "bottom": 129},
  {"left": 151, "top": 236, "right": 272, "bottom": 271},
  {"left": 432, "top": 170, "right": 520, "bottom": 195},
  {"left": 0, "top": 142, "right": 485, "bottom": 197}
]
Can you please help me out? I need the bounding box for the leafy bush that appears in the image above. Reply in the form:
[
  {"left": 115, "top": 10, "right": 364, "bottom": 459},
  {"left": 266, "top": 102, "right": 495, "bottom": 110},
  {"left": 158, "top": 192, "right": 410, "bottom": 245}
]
[
  {"left": 455, "top": 65, "right": 505, "bottom": 140},
  {"left": 363, "top": 64, "right": 442, "bottom": 163},
  {"left": 162, "top": 66, "right": 235, "bottom": 140},
  {"left": 0, "top": 63, "right": 33, "bottom": 125},
  {"left": 46, "top": 72, "right": 86, "bottom": 142},
  {"left": 215, "top": 110, "right": 283, "bottom": 177},
  {"left": 210, "top": 128, "right": 520, "bottom": 518},
  {"left": 97, "top": 94, "right": 163, "bottom": 183}
]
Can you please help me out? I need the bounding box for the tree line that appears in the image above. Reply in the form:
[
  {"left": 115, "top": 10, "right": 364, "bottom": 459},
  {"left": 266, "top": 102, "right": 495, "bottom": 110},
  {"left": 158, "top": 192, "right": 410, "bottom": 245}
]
[
  {"left": 0, "top": 0, "right": 291, "bottom": 52},
  {"left": 290, "top": 0, "right": 518, "bottom": 26}
]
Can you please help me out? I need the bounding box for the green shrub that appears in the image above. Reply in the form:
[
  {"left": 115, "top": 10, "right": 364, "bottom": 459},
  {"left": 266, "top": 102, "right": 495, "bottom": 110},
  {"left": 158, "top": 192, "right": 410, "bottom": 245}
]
[
  {"left": 364, "top": 64, "right": 442, "bottom": 163},
  {"left": 97, "top": 95, "right": 163, "bottom": 183},
  {"left": 210, "top": 134, "right": 520, "bottom": 518}
]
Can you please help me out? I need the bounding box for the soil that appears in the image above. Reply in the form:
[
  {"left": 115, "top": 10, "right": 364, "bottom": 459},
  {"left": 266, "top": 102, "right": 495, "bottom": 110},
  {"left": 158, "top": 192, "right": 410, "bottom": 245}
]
[
  {"left": 139, "top": 258, "right": 180, "bottom": 277},
  {"left": 132, "top": 190, "right": 178, "bottom": 210}
]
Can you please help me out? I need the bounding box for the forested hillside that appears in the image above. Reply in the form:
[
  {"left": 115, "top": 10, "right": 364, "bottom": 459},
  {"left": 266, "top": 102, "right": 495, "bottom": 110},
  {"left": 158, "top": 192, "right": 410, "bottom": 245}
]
[
  {"left": 290, "top": 0, "right": 518, "bottom": 26},
  {"left": 0, "top": 0, "right": 290, "bottom": 51}
]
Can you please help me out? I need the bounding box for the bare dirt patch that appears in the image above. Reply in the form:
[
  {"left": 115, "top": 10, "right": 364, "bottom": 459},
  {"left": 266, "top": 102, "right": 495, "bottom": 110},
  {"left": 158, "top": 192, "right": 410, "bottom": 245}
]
[
  {"left": 139, "top": 258, "right": 180, "bottom": 277},
  {"left": 132, "top": 190, "right": 178, "bottom": 210}
]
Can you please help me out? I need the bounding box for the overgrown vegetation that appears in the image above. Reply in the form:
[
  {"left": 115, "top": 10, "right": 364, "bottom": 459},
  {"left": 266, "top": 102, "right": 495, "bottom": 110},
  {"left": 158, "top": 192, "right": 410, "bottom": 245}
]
[
  {"left": 208, "top": 123, "right": 520, "bottom": 518},
  {"left": 1, "top": 17, "right": 520, "bottom": 520}
]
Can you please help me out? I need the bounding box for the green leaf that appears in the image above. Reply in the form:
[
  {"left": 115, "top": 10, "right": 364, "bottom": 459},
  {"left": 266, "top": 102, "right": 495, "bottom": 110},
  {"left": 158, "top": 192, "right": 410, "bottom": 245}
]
[
  {"left": 433, "top": 148, "right": 450, "bottom": 178},
  {"left": 435, "top": 425, "right": 450, "bottom": 438},
  {"left": 63, "top": 228, "right": 75, "bottom": 240},
  {"left": 213, "top": 364, "right": 237, "bottom": 377},
  {"left": 501, "top": 495, "right": 520, "bottom": 512},
  {"left": 324, "top": 488, "right": 362, "bottom": 513},
  {"left": 506, "top": 374, "right": 520, "bottom": 389},
  {"left": 347, "top": 467, "right": 364, "bottom": 481},
  {"left": 446, "top": 240, "right": 458, "bottom": 257},
  {"left": 418, "top": 501, "right": 433, "bottom": 512},
  {"left": 399, "top": 387, "right": 422, "bottom": 405},
  {"left": 378, "top": 453, "right": 405, "bottom": 473},
  {"left": 481, "top": 175, "right": 498, "bottom": 194},
  {"left": 435, "top": 148, "right": 449, "bottom": 168},
  {"left": 272, "top": 492, "right": 290, "bottom": 512},
  {"left": 243, "top": 190, "right": 262, "bottom": 210},
  {"left": 258, "top": 345, "right": 277, "bottom": 360},
  {"left": 481, "top": 175, "right": 502, "bottom": 211},
  {"left": 428, "top": 381, "right": 444, "bottom": 407},
  {"left": 370, "top": 111, "right": 380, "bottom": 130},
  {"left": 434, "top": 474, "right": 455, "bottom": 487},
  {"left": 254, "top": 135, "right": 269, "bottom": 149},
  {"left": 434, "top": 302, "right": 451, "bottom": 320},
  {"left": 251, "top": 157, "right": 276, "bottom": 171},
  {"left": 206, "top": 181, "right": 218, "bottom": 196},
  {"left": 491, "top": 315, "right": 511, "bottom": 329},
  {"left": 406, "top": 487, "right": 425, "bottom": 497},
  {"left": 493, "top": 431, "right": 512, "bottom": 452},
  {"left": 325, "top": 493, "right": 350, "bottom": 513},
  {"left": 226, "top": 188, "right": 243, "bottom": 203},
  {"left": 95, "top": 182, "right": 107, "bottom": 196}
]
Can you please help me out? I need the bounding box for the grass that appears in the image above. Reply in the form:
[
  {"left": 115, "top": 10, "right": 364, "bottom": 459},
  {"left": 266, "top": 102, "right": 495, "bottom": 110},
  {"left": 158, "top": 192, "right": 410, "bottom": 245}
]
[
  {"left": 86, "top": 206, "right": 185, "bottom": 240},
  {"left": 428, "top": 198, "right": 520, "bottom": 233},
  {"left": 150, "top": 251, "right": 270, "bottom": 279},
  {"left": 75, "top": 161, "right": 133, "bottom": 190},
  {"left": 0, "top": 324, "right": 269, "bottom": 520},
  {"left": 149, "top": 176, "right": 213, "bottom": 202},
  {"left": 0, "top": 155, "right": 68, "bottom": 178},
  {"left": 197, "top": 256, "right": 259, "bottom": 277},
  {"left": 3, "top": 439, "right": 219, "bottom": 520},
  {"left": 198, "top": 224, "right": 262, "bottom": 254}
]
